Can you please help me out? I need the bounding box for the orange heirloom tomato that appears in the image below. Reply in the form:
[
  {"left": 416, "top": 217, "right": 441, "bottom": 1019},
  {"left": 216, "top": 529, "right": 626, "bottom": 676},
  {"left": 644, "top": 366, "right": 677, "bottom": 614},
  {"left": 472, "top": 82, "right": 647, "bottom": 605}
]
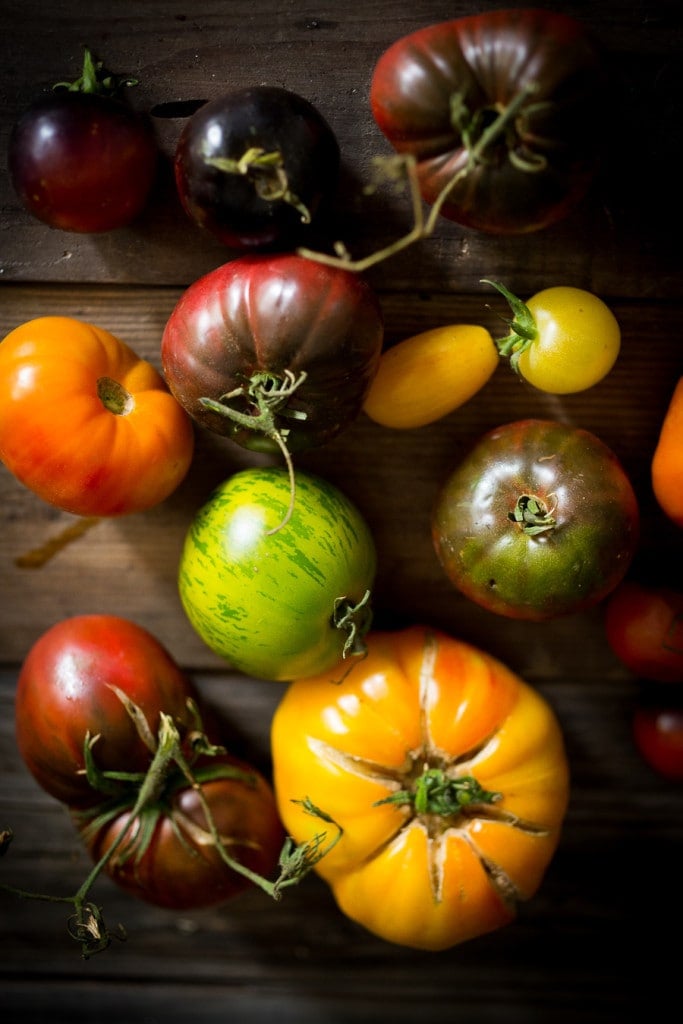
[
  {"left": 0, "top": 316, "right": 194, "bottom": 517},
  {"left": 271, "top": 625, "right": 569, "bottom": 951},
  {"left": 362, "top": 324, "right": 498, "bottom": 429},
  {"left": 652, "top": 377, "right": 683, "bottom": 528}
]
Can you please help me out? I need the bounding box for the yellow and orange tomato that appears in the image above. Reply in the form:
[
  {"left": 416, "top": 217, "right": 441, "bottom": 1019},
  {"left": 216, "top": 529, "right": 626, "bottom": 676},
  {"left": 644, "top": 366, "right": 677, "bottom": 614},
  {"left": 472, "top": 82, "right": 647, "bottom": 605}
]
[
  {"left": 271, "top": 625, "right": 570, "bottom": 951},
  {"left": 652, "top": 376, "right": 683, "bottom": 529}
]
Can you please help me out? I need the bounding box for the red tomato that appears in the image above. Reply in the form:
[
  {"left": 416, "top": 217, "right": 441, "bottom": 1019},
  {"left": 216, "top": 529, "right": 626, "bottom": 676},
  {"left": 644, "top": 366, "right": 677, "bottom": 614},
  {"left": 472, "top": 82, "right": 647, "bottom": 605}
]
[
  {"left": 370, "top": 9, "right": 607, "bottom": 234},
  {"left": 161, "top": 254, "right": 383, "bottom": 453},
  {"left": 75, "top": 752, "right": 285, "bottom": 910},
  {"left": 633, "top": 706, "right": 683, "bottom": 780},
  {"left": 15, "top": 615, "right": 200, "bottom": 807},
  {"left": 605, "top": 581, "right": 683, "bottom": 683},
  {"left": 0, "top": 317, "right": 194, "bottom": 517}
]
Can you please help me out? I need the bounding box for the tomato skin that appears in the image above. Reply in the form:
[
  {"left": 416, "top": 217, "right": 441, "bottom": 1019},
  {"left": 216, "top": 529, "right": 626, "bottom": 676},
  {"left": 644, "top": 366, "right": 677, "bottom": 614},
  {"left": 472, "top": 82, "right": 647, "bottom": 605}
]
[
  {"left": 633, "top": 706, "right": 683, "bottom": 780},
  {"left": 76, "top": 753, "right": 285, "bottom": 909},
  {"left": 0, "top": 317, "right": 194, "bottom": 517},
  {"left": 14, "top": 616, "right": 200, "bottom": 808},
  {"left": 174, "top": 86, "right": 340, "bottom": 250},
  {"left": 370, "top": 9, "right": 606, "bottom": 234},
  {"left": 362, "top": 324, "right": 498, "bottom": 429},
  {"left": 652, "top": 377, "right": 683, "bottom": 528},
  {"left": 432, "top": 419, "right": 640, "bottom": 621},
  {"left": 605, "top": 581, "right": 683, "bottom": 684},
  {"left": 161, "top": 254, "right": 383, "bottom": 453},
  {"left": 178, "top": 467, "right": 377, "bottom": 681},
  {"left": 496, "top": 285, "right": 621, "bottom": 395},
  {"left": 271, "top": 625, "right": 569, "bottom": 951},
  {"left": 8, "top": 91, "right": 157, "bottom": 233}
]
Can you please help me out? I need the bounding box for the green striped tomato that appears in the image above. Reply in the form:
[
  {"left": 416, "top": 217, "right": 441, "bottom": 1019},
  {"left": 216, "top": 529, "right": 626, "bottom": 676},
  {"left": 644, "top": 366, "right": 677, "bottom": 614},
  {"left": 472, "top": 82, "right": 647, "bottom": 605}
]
[{"left": 178, "top": 467, "right": 377, "bottom": 681}]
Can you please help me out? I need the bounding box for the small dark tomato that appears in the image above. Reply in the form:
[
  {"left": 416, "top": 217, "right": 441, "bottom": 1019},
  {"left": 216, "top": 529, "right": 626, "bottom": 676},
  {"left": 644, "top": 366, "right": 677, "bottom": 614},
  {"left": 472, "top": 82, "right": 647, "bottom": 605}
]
[
  {"left": 633, "top": 705, "right": 683, "bottom": 780},
  {"left": 8, "top": 50, "right": 157, "bottom": 233},
  {"left": 174, "top": 86, "right": 340, "bottom": 249}
]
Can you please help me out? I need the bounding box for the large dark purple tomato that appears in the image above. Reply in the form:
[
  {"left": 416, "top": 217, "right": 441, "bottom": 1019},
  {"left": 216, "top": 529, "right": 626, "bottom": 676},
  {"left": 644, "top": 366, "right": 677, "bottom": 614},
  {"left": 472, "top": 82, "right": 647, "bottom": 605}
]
[
  {"left": 160, "top": 253, "right": 384, "bottom": 453},
  {"left": 174, "top": 86, "right": 340, "bottom": 249},
  {"left": 8, "top": 53, "right": 157, "bottom": 233},
  {"left": 432, "top": 419, "right": 640, "bottom": 621},
  {"left": 370, "top": 9, "right": 608, "bottom": 234}
]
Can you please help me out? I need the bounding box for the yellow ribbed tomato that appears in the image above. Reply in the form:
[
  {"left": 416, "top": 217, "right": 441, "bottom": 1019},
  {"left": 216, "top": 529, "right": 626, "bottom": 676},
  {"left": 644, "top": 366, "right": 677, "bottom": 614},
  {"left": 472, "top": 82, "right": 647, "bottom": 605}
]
[
  {"left": 362, "top": 324, "right": 498, "bottom": 428},
  {"left": 270, "top": 625, "right": 569, "bottom": 951}
]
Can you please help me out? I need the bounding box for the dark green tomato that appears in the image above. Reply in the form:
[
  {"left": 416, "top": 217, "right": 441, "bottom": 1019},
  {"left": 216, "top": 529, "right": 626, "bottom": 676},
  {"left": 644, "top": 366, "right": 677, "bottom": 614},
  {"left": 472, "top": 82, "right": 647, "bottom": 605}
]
[
  {"left": 174, "top": 86, "right": 340, "bottom": 250},
  {"left": 160, "top": 253, "right": 384, "bottom": 454},
  {"left": 178, "top": 467, "right": 377, "bottom": 681},
  {"left": 432, "top": 419, "right": 640, "bottom": 621}
]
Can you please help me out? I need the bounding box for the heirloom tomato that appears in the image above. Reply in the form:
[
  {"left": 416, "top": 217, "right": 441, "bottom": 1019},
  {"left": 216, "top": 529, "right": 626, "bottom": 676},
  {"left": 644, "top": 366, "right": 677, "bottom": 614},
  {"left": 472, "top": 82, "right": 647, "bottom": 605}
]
[
  {"left": 432, "top": 420, "right": 639, "bottom": 621},
  {"left": 271, "top": 625, "right": 570, "bottom": 951},
  {"left": 369, "top": 9, "right": 606, "bottom": 234},
  {"left": 15, "top": 615, "right": 200, "bottom": 807},
  {"left": 632, "top": 705, "right": 683, "bottom": 781},
  {"left": 484, "top": 281, "right": 621, "bottom": 394},
  {"left": 605, "top": 581, "right": 683, "bottom": 684},
  {"left": 178, "top": 467, "right": 376, "bottom": 681},
  {"left": 0, "top": 317, "right": 194, "bottom": 517},
  {"left": 652, "top": 377, "right": 683, "bottom": 529},
  {"left": 8, "top": 48, "right": 157, "bottom": 233},
  {"left": 161, "top": 254, "right": 383, "bottom": 454},
  {"left": 174, "top": 86, "right": 340, "bottom": 250},
  {"left": 75, "top": 750, "right": 285, "bottom": 910},
  {"left": 362, "top": 323, "right": 498, "bottom": 429}
]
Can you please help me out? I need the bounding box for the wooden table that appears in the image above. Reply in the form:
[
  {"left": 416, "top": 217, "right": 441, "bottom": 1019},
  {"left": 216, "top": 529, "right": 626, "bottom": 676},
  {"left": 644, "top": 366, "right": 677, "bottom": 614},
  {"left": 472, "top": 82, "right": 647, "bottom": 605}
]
[{"left": 1, "top": 1, "right": 681, "bottom": 1020}]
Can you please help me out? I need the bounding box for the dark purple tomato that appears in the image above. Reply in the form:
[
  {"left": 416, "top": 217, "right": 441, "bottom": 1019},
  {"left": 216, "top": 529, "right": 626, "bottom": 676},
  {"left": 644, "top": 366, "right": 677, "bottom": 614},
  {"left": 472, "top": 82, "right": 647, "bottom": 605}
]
[
  {"left": 8, "top": 76, "right": 157, "bottom": 233},
  {"left": 370, "top": 9, "right": 608, "bottom": 234},
  {"left": 174, "top": 86, "right": 340, "bottom": 249},
  {"left": 432, "top": 419, "right": 640, "bottom": 621},
  {"left": 160, "top": 253, "right": 384, "bottom": 453}
]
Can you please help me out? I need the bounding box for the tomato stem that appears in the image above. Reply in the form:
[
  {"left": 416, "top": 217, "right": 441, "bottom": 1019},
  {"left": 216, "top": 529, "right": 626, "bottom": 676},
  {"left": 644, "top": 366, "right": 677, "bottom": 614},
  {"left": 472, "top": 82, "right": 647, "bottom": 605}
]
[
  {"left": 53, "top": 47, "right": 138, "bottom": 96},
  {"left": 481, "top": 279, "right": 538, "bottom": 376},
  {"left": 203, "top": 145, "right": 311, "bottom": 223},
  {"left": 297, "top": 82, "right": 539, "bottom": 273},
  {"left": 375, "top": 768, "right": 500, "bottom": 816},
  {"left": 508, "top": 494, "right": 556, "bottom": 536}
]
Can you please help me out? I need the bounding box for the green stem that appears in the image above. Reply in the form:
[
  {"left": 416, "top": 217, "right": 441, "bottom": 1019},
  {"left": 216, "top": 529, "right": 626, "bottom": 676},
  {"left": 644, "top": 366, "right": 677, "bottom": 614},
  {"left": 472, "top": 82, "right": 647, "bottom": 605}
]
[
  {"left": 375, "top": 768, "right": 500, "bottom": 816},
  {"left": 508, "top": 494, "right": 556, "bottom": 536},
  {"left": 481, "top": 279, "right": 538, "bottom": 375},
  {"left": 54, "top": 47, "right": 137, "bottom": 96}
]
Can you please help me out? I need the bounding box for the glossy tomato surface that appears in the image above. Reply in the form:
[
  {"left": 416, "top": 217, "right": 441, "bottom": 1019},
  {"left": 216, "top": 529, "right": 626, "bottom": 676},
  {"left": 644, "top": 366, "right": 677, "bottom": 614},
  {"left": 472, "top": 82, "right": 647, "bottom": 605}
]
[
  {"left": 605, "top": 581, "right": 683, "bottom": 684},
  {"left": 178, "top": 467, "right": 377, "bottom": 681},
  {"left": 174, "top": 86, "right": 340, "bottom": 249},
  {"left": 370, "top": 9, "right": 607, "bottom": 233},
  {"left": 161, "top": 254, "right": 383, "bottom": 453},
  {"left": 15, "top": 615, "right": 199, "bottom": 807},
  {"left": 271, "top": 625, "right": 570, "bottom": 951},
  {"left": 0, "top": 316, "right": 194, "bottom": 517},
  {"left": 632, "top": 706, "right": 683, "bottom": 780},
  {"left": 432, "top": 420, "right": 640, "bottom": 620},
  {"left": 77, "top": 752, "right": 285, "bottom": 909},
  {"left": 9, "top": 90, "right": 157, "bottom": 233}
]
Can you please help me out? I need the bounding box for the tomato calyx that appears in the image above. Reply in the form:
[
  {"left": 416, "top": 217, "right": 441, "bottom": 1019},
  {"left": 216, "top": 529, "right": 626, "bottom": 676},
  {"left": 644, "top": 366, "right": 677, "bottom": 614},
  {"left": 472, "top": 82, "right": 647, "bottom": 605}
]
[
  {"left": 508, "top": 494, "right": 557, "bottom": 536},
  {"left": 97, "top": 376, "right": 134, "bottom": 416},
  {"left": 331, "top": 590, "right": 374, "bottom": 670},
  {"left": 481, "top": 278, "right": 537, "bottom": 375},
  {"left": 450, "top": 91, "right": 549, "bottom": 175},
  {"left": 200, "top": 370, "right": 309, "bottom": 534},
  {"left": 53, "top": 47, "right": 138, "bottom": 98},
  {"left": 376, "top": 767, "right": 500, "bottom": 819},
  {"left": 202, "top": 145, "right": 312, "bottom": 224}
]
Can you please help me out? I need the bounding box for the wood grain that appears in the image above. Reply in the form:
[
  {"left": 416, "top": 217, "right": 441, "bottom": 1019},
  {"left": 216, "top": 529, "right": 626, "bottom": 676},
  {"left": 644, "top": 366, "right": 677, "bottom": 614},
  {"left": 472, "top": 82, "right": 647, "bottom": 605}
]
[{"left": 1, "top": 1, "right": 682, "bottom": 1021}]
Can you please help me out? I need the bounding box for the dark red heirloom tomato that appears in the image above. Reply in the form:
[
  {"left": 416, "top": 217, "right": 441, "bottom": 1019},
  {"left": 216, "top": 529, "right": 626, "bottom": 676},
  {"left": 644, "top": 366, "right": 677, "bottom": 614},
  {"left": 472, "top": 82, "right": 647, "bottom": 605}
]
[
  {"left": 605, "top": 581, "right": 683, "bottom": 684},
  {"left": 432, "top": 420, "right": 639, "bottom": 621},
  {"left": 633, "top": 706, "right": 683, "bottom": 781},
  {"left": 160, "top": 253, "right": 384, "bottom": 453},
  {"left": 15, "top": 616, "right": 199, "bottom": 807},
  {"left": 370, "top": 9, "right": 607, "bottom": 234},
  {"left": 8, "top": 49, "right": 157, "bottom": 233},
  {"left": 174, "top": 86, "right": 340, "bottom": 249},
  {"left": 76, "top": 752, "right": 285, "bottom": 910}
]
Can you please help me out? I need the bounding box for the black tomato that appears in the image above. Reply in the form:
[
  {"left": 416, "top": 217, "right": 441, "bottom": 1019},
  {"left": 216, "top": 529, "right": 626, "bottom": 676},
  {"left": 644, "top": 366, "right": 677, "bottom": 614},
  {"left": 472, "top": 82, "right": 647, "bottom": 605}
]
[
  {"left": 8, "top": 51, "right": 158, "bottom": 233},
  {"left": 173, "top": 86, "right": 340, "bottom": 249}
]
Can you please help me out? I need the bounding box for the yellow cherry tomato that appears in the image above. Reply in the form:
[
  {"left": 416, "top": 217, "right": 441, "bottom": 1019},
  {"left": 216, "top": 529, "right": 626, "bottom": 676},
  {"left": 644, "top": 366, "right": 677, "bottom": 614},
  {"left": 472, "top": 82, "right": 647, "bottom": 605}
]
[
  {"left": 486, "top": 281, "right": 621, "bottom": 394},
  {"left": 362, "top": 323, "right": 498, "bottom": 428},
  {"left": 271, "top": 625, "right": 570, "bottom": 951}
]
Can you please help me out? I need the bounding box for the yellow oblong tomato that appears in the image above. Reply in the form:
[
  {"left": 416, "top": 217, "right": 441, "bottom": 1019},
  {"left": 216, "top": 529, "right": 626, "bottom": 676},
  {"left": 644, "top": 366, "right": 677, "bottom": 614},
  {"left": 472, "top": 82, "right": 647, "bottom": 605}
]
[
  {"left": 0, "top": 316, "right": 194, "bottom": 516},
  {"left": 271, "top": 625, "right": 569, "bottom": 951},
  {"left": 362, "top": 324, "right": 498, "bottom": 428}
]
